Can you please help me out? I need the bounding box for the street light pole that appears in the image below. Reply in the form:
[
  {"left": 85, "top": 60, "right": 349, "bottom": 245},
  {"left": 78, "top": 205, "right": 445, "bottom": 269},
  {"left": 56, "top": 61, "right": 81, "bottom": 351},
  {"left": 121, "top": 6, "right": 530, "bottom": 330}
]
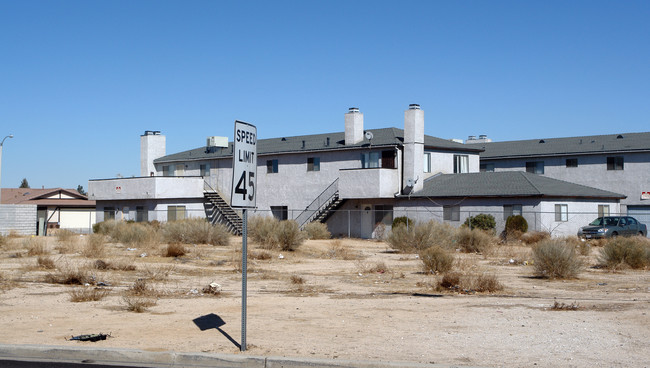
[{"left": 0, "top": 134, "right": 15, "bottom": 205}]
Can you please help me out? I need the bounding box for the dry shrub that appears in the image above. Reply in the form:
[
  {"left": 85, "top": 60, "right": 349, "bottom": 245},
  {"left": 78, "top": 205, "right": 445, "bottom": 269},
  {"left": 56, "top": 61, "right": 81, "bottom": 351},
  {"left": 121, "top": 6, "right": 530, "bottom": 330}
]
[
  {"left": 122, "top": 296, "right": 156, "bottom": 313},
  {"left": 97, "top": 221, "right": 159, "bottom": 247},
  {"left": 93, "top": 259, "right": 136, "bottom": 271},
  {"left": 164, "top": 243, "right": 187, "bottom": 257},
  {"left": 419, "top": 246, "right": 454, "bottom": 274},
  {"left": 37, "top": 256, "right": 56, "bottom": 269},
  {"left": 455, "top": 227, "right": 495, "bottom": 253},
  {"left": 275, "top": 220, "right": 304, "bottom": 251},
  {"left": 304, "top": 222, "right": 331, "bottom": 239},
  {"left": 437, "top": 272, "right": 503, "bottom": 293},
  {"left": 56, "top": 230, "right": 78, "bottom": 251},
  {"left": 162, "top": 218, "right": 230, "bottom": 246},
  {"left": 290, "top": 274, "right": 305, "bottom": 284},
  {"left": 249, "top": 250, "right": 272, "bottom": 260},
  {"left": 551, "top": 300, "right": 580, "bottom": 311},
  {"left": 532, "top": 239, "right": 583, "bottom": 279},
  {"left": 325, "top": 240, "right": 357, "bottom": 260},
  {"left": 250, "top": 217, "right": 304, "bottom": 251},
  {"left": 231, "top": 252, "right": 257, "bottom": 273},
  {"left": 128, "top": 278, "right": 158, "bottom": 297},
  {"left": 141, "top": 264, "right": 174, "bottom": 281},
  {"left": 249, "top": 216, "right": 278, "bottom": 245},
  {"left": 388, "top": 221, "right": 455, "bottom": 253},
  {"left": 520, "top": 231, "right": 551, "bottom": 245},
  {"left": 82, "top": 234, "right": 106, "bottom": 258},
  {"left": 69, "top": 287, "right": 110, "bottom": 302},
  {"left": 25, "top": 237, "right": 49, "bottom": 256},
  {"left": 0, "top": 234, "right": 8, "bottom": 248},
  {"left": 46, "top": 263, "right": 91, "bottom": 285},
  {"left": 598, "top": 237, "right": 650, "bottom": 270}
]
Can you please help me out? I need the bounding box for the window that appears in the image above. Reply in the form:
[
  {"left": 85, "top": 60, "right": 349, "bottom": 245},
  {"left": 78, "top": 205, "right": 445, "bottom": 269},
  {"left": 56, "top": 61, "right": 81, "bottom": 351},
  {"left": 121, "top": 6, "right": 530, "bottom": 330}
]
[
  {"left": 526, "top": 161, "right": 544, "bottom": 174},
  {"left": 103, "top": 207, "right": 115, "bottom": 221},
  {"left": 598, "top": 205, "right": 610, "bottom": 217},
  {"left": 453, "top": 155, "right": 469, "bottom": 173},
  {"left": 162, "top": 166, "right": 171, "bottom": 177},
  {"left": 503, "top": 204, "right": 522, "bottom": 220},
  {"left": 271, "top": 206, "right": 288, "bottom": 220},
  {"left": 443, "top": 205, "right": 460, "bottom": 221},
  {"left": 374, "top": 205, "right": 393, "bottom": 225},
  {"left": 480, "top": 163, "right": 494, "bottom": 172},
  {"left": 381, "top": 150, "right": 396, "bottom": 169},
  {"left": 361, "top": 152, "right": 380, "bottom": 168},
  {"left": 167, "top": 206, "right": 186, "bottom": 222},
  {"left": 267, "top": 159, "right": 278, "bottom": 173},
  {"left": 423, "top": 152, "right": 432, "bottom": 173},
  {"left": 200, "top": 163, "right": 210, "bottom": 177},
  {"left": 307, "top": 157, "right": 320, "bottom": 172},
  {"left": 555, "top": 204, "right": 568, "bottom": 222},
  {"left": 175, "top": 164, "right": 184, "bottom": 176},
  {"left": 566, "top": 158, "right": 578, "bottom": 168},
  {"left": 607, "top": 156, "right": 624, "bottom": 171},
  {"left": 136, "top": 206, "right": 148, "bottom": 222},
  {"left": 123, "top": 207, "right": 130, "bottom": 221}
]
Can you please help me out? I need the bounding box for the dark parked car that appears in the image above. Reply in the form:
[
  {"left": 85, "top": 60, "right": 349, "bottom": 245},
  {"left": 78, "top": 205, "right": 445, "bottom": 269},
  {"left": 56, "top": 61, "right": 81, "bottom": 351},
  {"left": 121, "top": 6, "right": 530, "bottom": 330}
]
[{"left": 578, "top": 216, "right": 647, "bottom": 239}]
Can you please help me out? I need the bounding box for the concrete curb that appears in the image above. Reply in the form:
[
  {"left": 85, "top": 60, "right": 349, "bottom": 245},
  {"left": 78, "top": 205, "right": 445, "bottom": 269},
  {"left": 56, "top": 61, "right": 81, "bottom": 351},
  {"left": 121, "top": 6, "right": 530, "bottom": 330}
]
[{"left": 0, "top": 344, "right": 479, "bottom": 368}]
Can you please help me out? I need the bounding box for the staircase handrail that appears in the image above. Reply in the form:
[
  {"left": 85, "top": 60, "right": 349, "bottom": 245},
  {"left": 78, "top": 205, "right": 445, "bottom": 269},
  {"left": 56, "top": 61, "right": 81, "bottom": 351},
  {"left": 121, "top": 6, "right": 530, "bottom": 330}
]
[{"left": 295, "top": 178, "right": 339, "bottom": 227}]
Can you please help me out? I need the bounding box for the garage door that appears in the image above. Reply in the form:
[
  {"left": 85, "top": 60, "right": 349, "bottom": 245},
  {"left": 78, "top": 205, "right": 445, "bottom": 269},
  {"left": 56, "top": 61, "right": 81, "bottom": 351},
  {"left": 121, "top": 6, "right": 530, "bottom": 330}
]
[{"left": 628, "top": 206, "right": 650, "bottom": 236}]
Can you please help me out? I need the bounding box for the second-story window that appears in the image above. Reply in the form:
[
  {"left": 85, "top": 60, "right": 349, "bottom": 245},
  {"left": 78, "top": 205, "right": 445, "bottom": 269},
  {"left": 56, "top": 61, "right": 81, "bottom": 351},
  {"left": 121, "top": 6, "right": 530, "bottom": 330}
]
[
  {"left": 526, "top": 161, "right": 544, "bottom": 174},
  {"left": 381, "top": 150, "right": 396, "bottom": 169},
  {"left": 175, "top": 164, "right": 184, "bottom": 176},
  {"left": 607, "top": 156, "right": 624, "bottom": 171},
  {"left": 423, "top": 152, "right": 432, "bottom": 173},
  {"left": 162, "top": 166, "right": 171, "bottom": 177},
  {"left": 307, "top": 157, "right": 320, "bottom": 172},
  {"left": 361, "top": 152, "right": 380, "bottom": 168},
  {"left": 267, "top": 159, "right": 278, "bottom": 173},
  {"left": 566, "top": 158, "right": 578, "bottom": 168},
  {"left": 200, "top": 163, "right": 210, "bottom": 177},
  {"left": 480, "top": 163, "right": 495, "bottom": 172},
  {"left": 453, "top": 155, "right": 469, "bottom": 173}
]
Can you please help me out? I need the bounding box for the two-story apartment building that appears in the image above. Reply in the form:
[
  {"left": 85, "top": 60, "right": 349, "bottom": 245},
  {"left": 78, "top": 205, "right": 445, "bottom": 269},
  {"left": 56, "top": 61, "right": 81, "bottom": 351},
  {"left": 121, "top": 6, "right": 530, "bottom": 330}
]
[
  {"left": 475, "top": 132, "right": 650, "bottom": 226},
  {"left": 89, "top": 105, "right": 626, "bottom": 238}
]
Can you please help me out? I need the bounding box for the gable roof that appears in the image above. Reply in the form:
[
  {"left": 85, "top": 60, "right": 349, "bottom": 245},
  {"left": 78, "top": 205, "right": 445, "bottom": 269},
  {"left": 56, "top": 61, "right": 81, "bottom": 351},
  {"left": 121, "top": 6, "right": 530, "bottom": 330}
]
[
  {"left": 479, "top": 132, "right": 650, "bottom": 159},
  {"left": 408, "top": 172, "right": 625, "bottom": 199},
  {"left": 156, "top": 127, "right": 482, "bottom": 164},
  {"left": 1, "top": 188, "right": 95, "bottom": 206}
]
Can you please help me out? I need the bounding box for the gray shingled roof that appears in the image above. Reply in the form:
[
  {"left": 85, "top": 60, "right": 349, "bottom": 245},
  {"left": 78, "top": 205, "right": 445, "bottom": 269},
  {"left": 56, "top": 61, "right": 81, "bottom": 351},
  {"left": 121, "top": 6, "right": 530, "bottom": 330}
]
[
  {"left": 479, "top": 132, "right": 650, "bottom": 159},
  {"left": 409, "top": 172, "right": 625, "bottom": 199},
  {"left": 156, "top": 127, "right": 482, "bottom": 163}
]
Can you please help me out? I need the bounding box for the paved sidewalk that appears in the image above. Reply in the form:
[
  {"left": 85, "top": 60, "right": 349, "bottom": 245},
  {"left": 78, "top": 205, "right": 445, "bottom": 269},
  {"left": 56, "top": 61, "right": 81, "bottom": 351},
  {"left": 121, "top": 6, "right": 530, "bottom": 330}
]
[{"left": 0, "top": 344, "right": 481, "bottom": 368}]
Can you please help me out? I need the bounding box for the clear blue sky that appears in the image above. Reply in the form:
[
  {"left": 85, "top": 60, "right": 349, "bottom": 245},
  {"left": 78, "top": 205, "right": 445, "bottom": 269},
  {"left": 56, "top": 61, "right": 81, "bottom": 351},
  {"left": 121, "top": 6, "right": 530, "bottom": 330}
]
[{"left": 1, "top": 0, "right": 649, "bottom": 190}]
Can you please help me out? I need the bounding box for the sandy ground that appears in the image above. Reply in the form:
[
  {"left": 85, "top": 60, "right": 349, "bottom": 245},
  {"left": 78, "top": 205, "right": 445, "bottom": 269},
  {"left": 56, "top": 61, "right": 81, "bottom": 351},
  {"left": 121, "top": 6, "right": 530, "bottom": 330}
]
[{"left": 0, "top": 235, "right": 648, "bottom": 368}]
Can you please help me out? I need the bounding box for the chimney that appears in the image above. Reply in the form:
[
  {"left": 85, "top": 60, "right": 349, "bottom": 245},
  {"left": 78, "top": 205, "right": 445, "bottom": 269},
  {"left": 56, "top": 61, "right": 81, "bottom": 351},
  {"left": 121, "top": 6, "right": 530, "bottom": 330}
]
[
  {"left": 140, "top": 131, "right": 166, "bottom": 177},
  {"left": 344, "top": 107, "right": 364, "bottom": 145},
  {"left": 403, "top": 104, "right": 424, "bottom": 194}
]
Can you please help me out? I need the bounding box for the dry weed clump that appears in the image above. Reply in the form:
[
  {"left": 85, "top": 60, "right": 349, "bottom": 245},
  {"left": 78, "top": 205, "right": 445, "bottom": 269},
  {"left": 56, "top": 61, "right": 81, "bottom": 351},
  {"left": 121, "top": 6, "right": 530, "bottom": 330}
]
[
  {"left": 162, "top": 218, "right": 230, "bottom": 246},
  {"left": 325, "top": 240, "right": 358, "bottom": 260},
  {"left": 0, "top": 234, "right": 8, "bottom": 248},
  {"left": 532, "top": 239, "right": 583, "bottom": 279},
  {"left": 598, "top": 237, "right": 650, "bottom": 270},
  {"left": 93, "top": 259, "right": 136, "bottom": 271},
  {"left": 387, "top": 221, "right": 452, "bottom": 252},
  {"left": 304, "top": 222, "right": 331, "bottom": 239},
  {"left": 290, "top": 274, "right": 305, "bottom": 284},
  {"left": 164, "top": 243, "right": 187, "bottom": 257},
  {"left": 141, "top": 264, "right": 174, "bottom": 281},
  {"left": 37, "top": 256, "right": 56, "bottom": 269},
  {"left": 127, "top": 278, "right": 159, "bottom": 297},
  {"left": 25, "top": 237, "right": 49, "bottom": 256},
  {"left": 69, "top": 287, "right": 111, "bottom": 302},
  {"left": 249, "top": 250, "right": 272, "bottom": 260},
  {"left": 550, "top": 300, "right": 580, "bottom": 311},
  {"left": 55, "top": 230, "right": 79, "bottom": 252},
  {"left": 437, "top": 271, "right": 503, "bottom": 293},
  {"left": 122, "top": 296, "right": 157, "bottom": 313},
  {"left": 96, "top": 221, "right": 159, "bottom": 247},
  {"left": 419, "top": 246, "right": 454, "bottom": 274},
  {"left": 82, "top": 234, "right": 106, "bottom": 258},
  {"left": 250, "top": 217, "right": 305, "bottom": 251},
  {"left": 455, "top": 227, "right": 495, "bottom": 253}
]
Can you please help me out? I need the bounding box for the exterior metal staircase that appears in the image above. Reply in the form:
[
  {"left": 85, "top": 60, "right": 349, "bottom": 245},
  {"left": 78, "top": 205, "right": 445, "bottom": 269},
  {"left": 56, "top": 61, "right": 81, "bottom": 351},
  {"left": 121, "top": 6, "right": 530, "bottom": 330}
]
[
  {"left": 295, "top": 178, "right": 346, "bottom": 229},
  {"left": 203, "top": 184, "right": 242, "bottom": 235}
]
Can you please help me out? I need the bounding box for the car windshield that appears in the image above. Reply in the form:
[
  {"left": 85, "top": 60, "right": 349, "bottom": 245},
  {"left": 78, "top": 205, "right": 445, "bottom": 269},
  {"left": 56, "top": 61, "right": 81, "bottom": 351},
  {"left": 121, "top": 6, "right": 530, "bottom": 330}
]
[{"left": 589, "top": 217, "right": 620, "bottom": 226}]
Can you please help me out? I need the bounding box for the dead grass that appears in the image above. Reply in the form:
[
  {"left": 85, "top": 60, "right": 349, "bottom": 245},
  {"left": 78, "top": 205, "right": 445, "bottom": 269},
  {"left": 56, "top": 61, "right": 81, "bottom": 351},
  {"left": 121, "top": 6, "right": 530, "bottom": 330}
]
[
  {"left": 437, "top": 271, "right": 503, "bottom": 293},
  {"left": 93, "top": 259, "right": 136, "bottom": 271},
  {"left": 127, "top": 278, "right": 159, "bottom": 297},
  {"left": 122, "top": 296, "right": 157, "bottom": 312},
  {"left": 325, "top": 240, "right": 358, "bottom": 260},
  {"left": 520, "top": 231, "right": 551, "bottom": 245},
  {"left": 304, "top": 222, "right": 331, "bottom": 239},
  {"left": 532, "top": 239, "right": 583, "bottom": 279},
  {"left": 46, "top": 263, "right": 92, "bottom": 285},
  {"left": 141, "top": 264, "right": 175, "bottom": 281},
  {"left": 164, "top": 243, "right": 187, "bottom": 257},
  {"left": 249, "top": 250, "right": 272, "bottom": 260},
  {"left": 419, "top": 246, "right": 454, "bottom": 274},
  {"left": 550, "top": 300, "right": 581, "bottom": 311},
  {"left": 290, "top": 274, "right": 305, "bottom": 284},
  {"left": 69, "top": 287, "right": 111, "bottom": 302},
  {"left": 82, "top": 234, "right": 106, "bottom": 258},
  {"left": 455, "top": 227, "right": 496, "bottom": 253}
]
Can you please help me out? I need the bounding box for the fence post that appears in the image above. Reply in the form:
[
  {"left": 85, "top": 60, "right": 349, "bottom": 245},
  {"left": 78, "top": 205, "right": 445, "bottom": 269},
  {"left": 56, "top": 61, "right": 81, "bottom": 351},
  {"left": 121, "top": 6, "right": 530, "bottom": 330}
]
[{"left": 347, "top": 209, "right": 350, "bottom": 238}]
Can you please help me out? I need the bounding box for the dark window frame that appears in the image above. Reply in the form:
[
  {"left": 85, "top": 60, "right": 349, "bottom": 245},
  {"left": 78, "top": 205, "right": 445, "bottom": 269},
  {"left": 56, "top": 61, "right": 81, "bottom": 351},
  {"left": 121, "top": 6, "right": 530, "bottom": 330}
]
[
  {"left": 566, "top": 158, "right": 578, "bottom": 168},
  {"left": 526, "top": 161, "right": 544, "bottom": 174},
  {"left": 267, "top": 159, "right": 279, "bottom": 173},
  {"left": 307, "top": 157, "right": 320, "bottom": 172},
  {"left": 270, "top": 206, "right": 288, "bottom": 220},
  {"left": 607, "top": 156, "right": 624, "bottom": 171},
  {"left": 443, "top": 205, "right": 460, "bottom": 221}
]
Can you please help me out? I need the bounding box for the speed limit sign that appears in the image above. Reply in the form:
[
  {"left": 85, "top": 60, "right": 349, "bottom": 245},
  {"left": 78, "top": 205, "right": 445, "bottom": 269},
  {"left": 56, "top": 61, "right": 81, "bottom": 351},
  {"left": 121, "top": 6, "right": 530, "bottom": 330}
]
[{"left": 231, "top": 120, "right": 257, "bottom": 208}]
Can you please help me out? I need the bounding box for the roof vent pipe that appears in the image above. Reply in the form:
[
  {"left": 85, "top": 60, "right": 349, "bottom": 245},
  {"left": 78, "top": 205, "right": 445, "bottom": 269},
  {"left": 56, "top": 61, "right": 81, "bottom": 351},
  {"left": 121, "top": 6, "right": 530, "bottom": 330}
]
[
  {"left": 409, "top": 104, "right": 421, "bottom": 110},
  {"left": 479, "top": 135, "right": 487, "bottom": 139},
  {"left": 468, "top": 135, "right": 477, "bottom": 140}
]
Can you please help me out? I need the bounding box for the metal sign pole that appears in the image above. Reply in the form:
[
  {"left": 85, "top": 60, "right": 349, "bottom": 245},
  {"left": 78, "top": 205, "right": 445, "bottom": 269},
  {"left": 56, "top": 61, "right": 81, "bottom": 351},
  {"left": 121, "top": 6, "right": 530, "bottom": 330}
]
[{"left": 241, "top": 208, "right": 247, "bottom": 351}]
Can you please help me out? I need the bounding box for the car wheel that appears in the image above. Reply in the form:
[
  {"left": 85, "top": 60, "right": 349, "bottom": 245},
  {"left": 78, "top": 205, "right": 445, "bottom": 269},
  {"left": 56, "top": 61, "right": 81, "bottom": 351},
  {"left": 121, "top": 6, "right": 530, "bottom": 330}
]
[
  {"left": 611, "top": 232, "right": 618, "bottom": 238},
  {"left": 640, "top": 232, "right": 645, "bottom": 237}
]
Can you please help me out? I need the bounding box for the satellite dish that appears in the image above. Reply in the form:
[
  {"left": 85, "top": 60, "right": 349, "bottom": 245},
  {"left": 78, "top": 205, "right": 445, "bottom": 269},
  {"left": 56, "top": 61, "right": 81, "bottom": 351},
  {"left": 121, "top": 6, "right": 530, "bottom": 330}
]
[{"left": 365, "top": 131, "right": 374, "bottom": 141}]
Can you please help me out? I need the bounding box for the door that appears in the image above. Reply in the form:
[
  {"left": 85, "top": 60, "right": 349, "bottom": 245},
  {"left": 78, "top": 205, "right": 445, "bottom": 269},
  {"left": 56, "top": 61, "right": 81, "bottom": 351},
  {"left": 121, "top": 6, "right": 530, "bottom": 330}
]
[
  {"left": 360, "top": 204, "right": 373, "bottom": 239},
  {"left": 628, "top": 206, "right": 650, "bottom": 237}
]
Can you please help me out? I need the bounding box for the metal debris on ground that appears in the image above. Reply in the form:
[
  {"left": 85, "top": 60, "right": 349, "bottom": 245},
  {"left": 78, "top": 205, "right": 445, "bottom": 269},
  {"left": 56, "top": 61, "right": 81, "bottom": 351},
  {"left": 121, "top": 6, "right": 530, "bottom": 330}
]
[{"left": 67, "top": 333, "right": 111, "bottom": 342}]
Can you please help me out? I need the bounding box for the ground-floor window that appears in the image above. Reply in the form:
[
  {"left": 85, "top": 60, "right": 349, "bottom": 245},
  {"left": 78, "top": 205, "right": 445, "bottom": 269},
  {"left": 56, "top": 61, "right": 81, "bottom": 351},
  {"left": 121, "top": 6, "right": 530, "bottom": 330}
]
[
  {"left": 374, "top": 205, "right": 393, "bottom": 225},
  {"left": 104, "top": 207, "right": 115, "bottom": 221},
  {"left": 443, "top": 205, "right": 460, "bottom": 221},
  {"left": 598, "top": 204, "right": 610, "bottom": 217},
  {"left": 271, "top": 206, "right": 288, "bottom": 220},
  {"left": 136, "top": 206, "right": 148, "bottom": 222},
  {"left": 167, "top": 206, "right": 186, "bottom": 221},
  {"left": 503, "top": 204, "right": 522, "bottom": 220},
  {"left": 555, "top": 204, "right": 568, "bottom": 222}
]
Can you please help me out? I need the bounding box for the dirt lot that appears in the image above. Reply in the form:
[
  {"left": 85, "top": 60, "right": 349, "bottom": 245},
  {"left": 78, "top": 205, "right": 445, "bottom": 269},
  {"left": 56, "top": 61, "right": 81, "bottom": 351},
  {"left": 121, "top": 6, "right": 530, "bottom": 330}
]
[{"left": 0, "top": 235, "right": 648, "bottom": 367}]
